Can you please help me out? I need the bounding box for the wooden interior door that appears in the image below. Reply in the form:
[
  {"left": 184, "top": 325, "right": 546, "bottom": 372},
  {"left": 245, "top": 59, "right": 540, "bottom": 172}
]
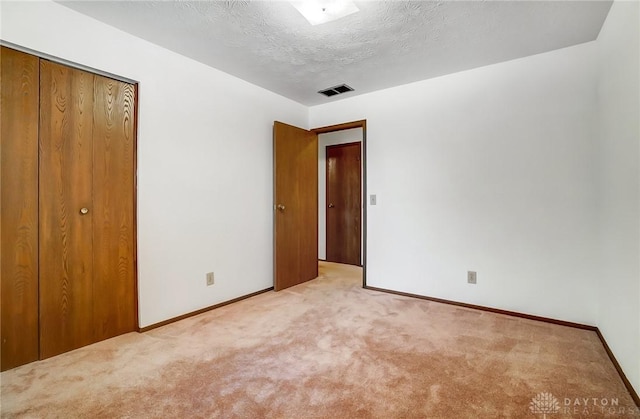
[
  {"left": 1, "top": 46, "right": 40, "bottom": 371},
  {"left": 39, "top": 61, "right": 137, "bottom": 359},
  {"left": 39, "top": 60, "right": 97, "bottom": 358},
  {"left": 326, "top": 142, "right": 361, "bottom": 265},
  {"left": 92, "top": 74, "right": 137, "bottom": 341},
  {"left": 1, "top": 49, "right": 136, "bottom": 368},
  {"left": 273, "top": 121, "right": 318, "bottom": 291}
]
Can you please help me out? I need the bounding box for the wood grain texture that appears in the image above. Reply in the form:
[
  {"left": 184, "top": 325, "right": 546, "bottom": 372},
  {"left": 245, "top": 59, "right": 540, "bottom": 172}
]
[
  {"left": 1, "top": 52, "right": 138, "bottom": 367},
  {"left": 312, "top": 120, "right": 367, "bottom": 134},
  {"left": 298, "top": 127, "right": 319, "bottom": 283},
  {"left": 39, "top": 60, "right": 95, "bottom": 359},
  {"left": 0, "top": 47, "right": 40, "bottom": 371},
  {"left": 326, "top": 142, "right": 361, "bottom": 266},
  {"left": 92, "top": 74, "right": 136, "bottom": 340},
  {"left": 273, "top": 122, "right": 318, "bottom": 291}
]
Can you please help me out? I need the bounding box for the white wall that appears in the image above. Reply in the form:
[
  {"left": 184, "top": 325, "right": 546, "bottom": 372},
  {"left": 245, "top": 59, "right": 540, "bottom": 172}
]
[
  {"left": 310, "top": 43, "right": 601, "bottom": 326},
  {"left": 3, "top": 0, "right": 637, "bottom": 392},
  {"left": 596, "top": 0, "right": 640, "bottom": 394},
  {"left": 318, "top": 128, "right": 363, "bottom": 261},
  {"left": 1, "top": 0, "right": 308, "bottom": 327}
]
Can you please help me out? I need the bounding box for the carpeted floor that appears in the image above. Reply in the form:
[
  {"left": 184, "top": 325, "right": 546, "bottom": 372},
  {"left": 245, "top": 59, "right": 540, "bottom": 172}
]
[{"left": 1, "top": 262, "right": 638, "bottom": 418}]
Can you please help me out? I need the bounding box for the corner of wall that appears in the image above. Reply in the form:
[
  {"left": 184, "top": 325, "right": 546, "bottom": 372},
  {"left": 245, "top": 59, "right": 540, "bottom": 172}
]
[{"left": 595, "top": 0, "right": 640, "bottom": 396}]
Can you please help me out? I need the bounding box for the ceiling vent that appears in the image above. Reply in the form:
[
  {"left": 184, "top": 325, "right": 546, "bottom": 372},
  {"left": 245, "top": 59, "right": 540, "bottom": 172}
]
[{"left": 318, "top": 84, "right": 354, "bottom": 97}]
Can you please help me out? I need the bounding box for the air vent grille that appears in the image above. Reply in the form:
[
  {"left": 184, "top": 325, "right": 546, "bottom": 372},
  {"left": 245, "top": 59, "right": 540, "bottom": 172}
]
[{"left": 318, "top": 84, "right": 354, "bottom": 97}]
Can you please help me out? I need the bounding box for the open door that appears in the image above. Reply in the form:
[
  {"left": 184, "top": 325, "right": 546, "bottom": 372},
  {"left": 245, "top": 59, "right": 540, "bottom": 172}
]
[{"left": 273, "top": 121, "right": 318, "bottom": 291}]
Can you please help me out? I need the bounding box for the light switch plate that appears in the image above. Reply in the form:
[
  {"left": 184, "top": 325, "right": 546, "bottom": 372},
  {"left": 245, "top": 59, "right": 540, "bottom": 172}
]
[{"left": 370, "top": 194, "right": 377, "bottom": 205}]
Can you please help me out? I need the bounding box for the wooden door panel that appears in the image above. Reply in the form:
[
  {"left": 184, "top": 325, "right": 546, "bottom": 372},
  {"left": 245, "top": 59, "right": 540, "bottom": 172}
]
[
  {"left": 298, "top": 136, "right": 319, "bottom": 282},
  {"left": 274, "top": 122, "right": 300, "bottom": 289},
  {"left": 1, "top": 51, "right": 138, "bottom": 368},
  {"left": 273, "top": 122, "right": 318, "bottom": 291},
  {"left": 326, "top": 142, "right": 361, "bottom": 265},
  {"left": 39, "top": 60, "right": 95, "bottom": 359},
  {"left": 0, "top": 47, "right": 40, "bottom": 371},
  {"left": 92, "top": 75, "right": 137, "bottom": 340}
]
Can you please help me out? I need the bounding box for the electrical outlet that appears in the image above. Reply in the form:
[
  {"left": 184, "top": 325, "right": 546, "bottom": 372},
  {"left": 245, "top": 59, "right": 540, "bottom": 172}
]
[
  {"left": 206, "top": 272, "right": 214, "bottom": 286},
  {"left": 467, "top": 271, "right": 477, "bottom": 284}
]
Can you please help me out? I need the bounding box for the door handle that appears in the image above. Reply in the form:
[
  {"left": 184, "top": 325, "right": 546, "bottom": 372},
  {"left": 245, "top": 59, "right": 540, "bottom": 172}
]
[
  {"left": 328, "top": 203, "right": 335, "bottom": 208},
  {"left": 80, "top": 207, "right": 89, "bottom": 215},
  {"left": 277, "top": 204, "right": 286, "bottom": 212}
]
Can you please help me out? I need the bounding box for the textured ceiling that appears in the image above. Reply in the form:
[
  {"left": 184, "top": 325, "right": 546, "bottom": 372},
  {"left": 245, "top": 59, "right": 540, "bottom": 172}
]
[{"left": 57, "top": 1, "right": 613, "bottom": 106}]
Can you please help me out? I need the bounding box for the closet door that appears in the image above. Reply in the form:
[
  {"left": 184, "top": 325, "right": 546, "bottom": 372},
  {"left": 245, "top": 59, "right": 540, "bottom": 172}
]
[
  {"left": 39, "top": 60, "right": 96, "bottom": 358},
  {"left": 39, "top": 61, "right": 137, "bottom": 359},
  {"left": 1, "top": 47, "right": 40, "bottom": 371},
  {"left": 92, "top": 74, "right": 137, "bottom": 341}
]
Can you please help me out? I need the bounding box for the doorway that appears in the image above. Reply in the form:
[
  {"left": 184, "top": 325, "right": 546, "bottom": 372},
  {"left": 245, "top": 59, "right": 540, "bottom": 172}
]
[
  {"left": 273, "top": 120, "right": 367, "bottom": 290},
  {"left": 314, "top": 121, "right": 367, "bottom": 285},
  {"left": 320, "top": 136, "right": 363, "bottom": 267}
]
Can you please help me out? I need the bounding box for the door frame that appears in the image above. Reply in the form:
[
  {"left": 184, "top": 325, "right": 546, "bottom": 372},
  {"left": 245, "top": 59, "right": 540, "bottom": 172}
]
[{"left": 312, "top": 120, "right": 367, "bottom": 287}]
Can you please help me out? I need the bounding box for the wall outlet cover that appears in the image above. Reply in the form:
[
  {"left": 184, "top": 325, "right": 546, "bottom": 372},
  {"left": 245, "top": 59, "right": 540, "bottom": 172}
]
[{"left": 467, "top": 271, "right": 477, "bottom": 284}]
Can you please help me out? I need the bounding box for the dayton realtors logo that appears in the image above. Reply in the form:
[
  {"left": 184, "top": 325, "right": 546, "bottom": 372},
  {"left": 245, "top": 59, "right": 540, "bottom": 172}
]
[
  {"left": 530, "top": 392, "right": 640, "bottom": 417},
  {"left": 530, "top": 392, "right": 560, "bottom": 418}
]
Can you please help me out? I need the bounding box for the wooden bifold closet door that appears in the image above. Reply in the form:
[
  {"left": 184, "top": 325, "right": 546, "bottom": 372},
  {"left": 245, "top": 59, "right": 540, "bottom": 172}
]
[
  {"left": 39, "top": 59, "right": 137, "bottom": 359},
  {"left": 1, "top": 46, "right": 40, "bottom": 370},
  {"left": 1, "top": 47, "right": 137, "bottom": 369}
]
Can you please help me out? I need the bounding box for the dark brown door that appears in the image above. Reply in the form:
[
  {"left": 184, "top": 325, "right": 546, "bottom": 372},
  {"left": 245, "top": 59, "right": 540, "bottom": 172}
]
[
  {"left": 326, "top": 142, "right": 361, "bottom": 266},
  {"left": 1, "top": 47, "right": 40, "bottom": 371},
  {"left": 273, "top": 121, "right": 318, "bottom": 291},
  {"left": 39, "top": 60, "right": 137, "bottom": 359}
]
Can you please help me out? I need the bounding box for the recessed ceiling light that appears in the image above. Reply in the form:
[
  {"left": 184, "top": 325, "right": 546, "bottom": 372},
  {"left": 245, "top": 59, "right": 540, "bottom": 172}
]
[{"left": 290, "top": 0, "right": 359, "bottom": 26}]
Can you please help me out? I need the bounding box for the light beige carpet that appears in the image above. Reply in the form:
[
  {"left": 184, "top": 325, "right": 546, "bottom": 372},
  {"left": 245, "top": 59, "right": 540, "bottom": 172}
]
[{"left": 1, "top": 262, "right": 638, "bottom": 418}]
